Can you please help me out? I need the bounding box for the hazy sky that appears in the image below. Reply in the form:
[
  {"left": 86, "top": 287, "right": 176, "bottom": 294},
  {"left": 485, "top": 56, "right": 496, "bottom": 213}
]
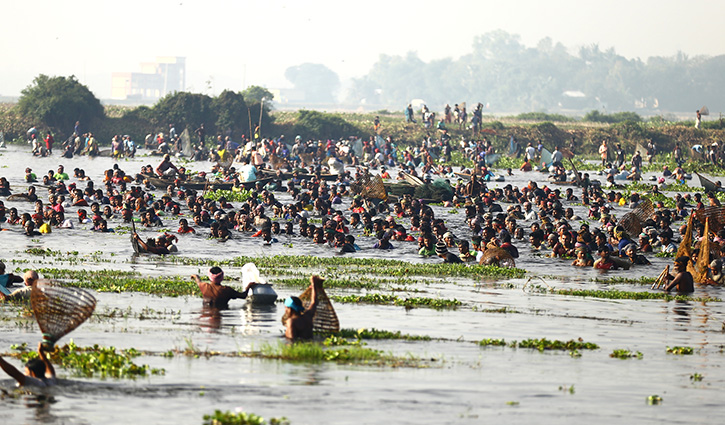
[{"left": 3, "top": 0, "right": 724, "bottom": 100}]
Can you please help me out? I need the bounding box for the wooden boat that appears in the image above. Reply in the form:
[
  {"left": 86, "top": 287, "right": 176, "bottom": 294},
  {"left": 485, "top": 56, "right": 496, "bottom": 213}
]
[
  {"left": 257, "top": 168, "right": 339, "bottom": 181},
  {"left": 142, "top": 174, "right": 272, "bottom": 191},
  {"left": 696, "top": 172, "right": 724, "bottom": 192},
  {"left": 400, "top": 171, "right": 424, "bottom": 187}
]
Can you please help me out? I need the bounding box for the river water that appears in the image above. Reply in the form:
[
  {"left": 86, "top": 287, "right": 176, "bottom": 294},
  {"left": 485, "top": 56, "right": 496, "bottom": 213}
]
[{"left": 0, "top": 145, "right": 723, "bottom": 424}]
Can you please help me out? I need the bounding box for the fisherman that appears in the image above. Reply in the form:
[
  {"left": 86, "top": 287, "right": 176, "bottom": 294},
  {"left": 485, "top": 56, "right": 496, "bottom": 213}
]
[
  {"left": 0, "top": 270, "right": 38, "bottom": 301},
  {"left": 663, "top": 256, "right": 694, "bottom": 293},
  {"left": 156, "top": 154, "right": 179, "bottom": 177},
  {"left": 284, "top": 275, "right": 325, "bottom": 339},
  {"left": 191, "top": 267, "right": 257, "bottom": 309},
  {"left": 0, "top": 262, "right": 24, "bottom": 297},
  {"left": 0, "top": 342, "right": 56, "bottom": 387}
]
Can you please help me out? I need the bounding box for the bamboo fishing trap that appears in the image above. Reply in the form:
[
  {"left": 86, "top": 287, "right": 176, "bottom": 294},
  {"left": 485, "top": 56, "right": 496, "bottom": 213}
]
[{"left": 30, "top": 280, "right": 97, "bottom": 350}]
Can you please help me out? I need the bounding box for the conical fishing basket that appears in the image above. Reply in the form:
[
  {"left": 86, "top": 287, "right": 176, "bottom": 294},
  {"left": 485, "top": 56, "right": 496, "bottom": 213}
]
[
  {"left": 281, "top": 285, "right": 340, "bottom": 333},
  {"left": 695, "top": 206, "right": 725, "bottom": 234},
  {"left": 351, "top": 172, "right": 388, "bottom": 201},
  {"left": 618, "top": 199, "right": 654, "bottom": 237},
  {"left": 30, "top": 280, "right": 97, "bottom": 349},
  {"left": 479, "top": 248, "right": 516, "bottom": 268}
]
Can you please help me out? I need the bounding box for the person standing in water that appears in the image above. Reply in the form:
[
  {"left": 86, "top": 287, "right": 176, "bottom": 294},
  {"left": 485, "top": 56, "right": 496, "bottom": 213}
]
[
  {"left": 284, "top": 275, "right": 324, "bottom": 339},
  {"left": 191, "top": 267, "right": 256, "bottom": 308},
  {"left": 663, "top": 256, "right": 694, "bottom": 293},
  {"left": 0, "top": 342, "right": 56, "bottom": 387}
]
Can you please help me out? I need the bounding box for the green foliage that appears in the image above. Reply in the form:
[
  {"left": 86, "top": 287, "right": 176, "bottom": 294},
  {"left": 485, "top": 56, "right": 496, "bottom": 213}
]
[
  {"left": 647, "top": 395, "right": 663, "bottom": 405},
  {"left": 516, "top": 112, "right": 575, "bottom": 122},
  {"left": 666, "top": 346, "right": 694, "bottom": 355},
  {"left": 583, "top": 110, "right": 642, "bottom": 123},
  {"left": 478, "top": 338, "right": 507, "bottom": 347},
  {"left": 258, "top": 341, "right": 402, "bottom": 364},
  {"left": 241, "top": 86, "right": 275, "bottom": 104},
  {"left": 610, "top": 349, "right": 643, "bottom": 359},
  {"left": 336, "top": 328, "right": 431, "bottom": 341},
  {"left": 202, "top": 410, "right": 289, "bottom": 425},
  {"left": 554, "top": 288, "right": 720, "bottom": 303},
  {"left": 516, "top": 338, "right": 599, "bottom": 351},
  {"left": 151, "top": 92, "right": 216, "bottom": 134},
  {"left": 18, "top": 341, "right": 164, "bottom": 379},
  {"left": 16, "top": 74, "right": 104, "bottom": 137},
  {"left": 331, "top": 293, "right": 461, "bottom": 309},
  {"left": 293, "top": 110, "right": 361, "bottom": 140},
  {"left": 203, "top": 188, "right": 255, "bottom": 203},
  {"left": 690, "top": 373, "right": 704, "bottom": 381},
  {"left": 213, "top": 90, "right": 248, "bottom": 137}
]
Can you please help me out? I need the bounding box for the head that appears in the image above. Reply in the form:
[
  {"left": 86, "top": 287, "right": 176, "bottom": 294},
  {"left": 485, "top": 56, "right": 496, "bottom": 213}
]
[
  {"left": 25, "top": 358, "right": 46, "bottom": 378},
  {"left": 208, "top": 266, "right": 224, "bottom": 284},
  {"left": 674, "top": 256, "right": 689, "bottom": 272},
  {"left": 284, "top": 296, "right": 304, "bottom": 316}
]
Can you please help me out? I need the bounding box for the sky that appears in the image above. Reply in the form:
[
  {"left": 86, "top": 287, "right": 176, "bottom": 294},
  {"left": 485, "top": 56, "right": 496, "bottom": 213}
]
[{"left": 2, "top": 0, "right": 724, "bottom": 100}]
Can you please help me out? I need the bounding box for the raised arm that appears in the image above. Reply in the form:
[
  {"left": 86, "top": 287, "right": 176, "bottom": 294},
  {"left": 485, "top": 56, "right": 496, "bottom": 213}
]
[
  {"left": 0, "top": 355, "right": 26, "bottom": 386},
  {"left": 38, "top": 342, "right": 55, "bottom": 379}
]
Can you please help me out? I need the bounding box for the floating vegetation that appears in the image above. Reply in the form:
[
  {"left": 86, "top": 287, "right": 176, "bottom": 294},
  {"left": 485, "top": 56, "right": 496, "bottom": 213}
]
[
  {"left": 336, "top": 328, "right": 432, "bottom": 341},
  {"left": 558, "top": 385, "right": 575, "bottom": 394},
  {"left": 593, "top": 276, "right": 656, "bottom": 285},
  {"left": 165, "top": 255, "right": 526, "bottom": 279},
  {"left": 554, "top": 288, "right": 721, "bottom": 303},
  {"left": 647, "top": 395, "right": 663, "bottom": 405},
  {"left": 610, "top": 349, "right": 643, "bottom": 359},
  {"left": 690, "top": 373, "right": 704, "bottom": 382},
  {"left": 666, "top": 346, "right": 694, "bottom": 355},
  {"left": 331, "top": 293, "right": 461, "bottom": 309},
  {"left": 516, "top": 338, "right": 599, "bottom": 352},
  {"left": 655, "top": 252, "right": 676, "bottom": 258},
  {"left": 257, "top": 341, "right": 423, "bottom": 366},
  {"left": 272, "top": 277, "right": 380, "bottom": 290},
  {"left": 203, "top": 188, "right": 255, "bottom": 203},
  {"left": 15, "top": 341, "right": 164, "bottom": 379},
  {"left": 478, "top": 338, "right": 506, "bottom": 347},
  {"left": 202, "top": 410, "right": 289, "bottom": 425}
]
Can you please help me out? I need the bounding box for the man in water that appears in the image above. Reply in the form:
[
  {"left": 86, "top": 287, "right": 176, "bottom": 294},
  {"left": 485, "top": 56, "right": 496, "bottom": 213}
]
[
  {"left": 0, "top": 270, "right": 38, "bottom": 301},
  {"left": 663, "top": 256, "right": 694, "bottom": 293},
  {"left": 191, "top": 267, "right": 256, "bottom": 308},
  {"left": 156, "top": 154, "right": 179, "bottom": 177},
  {"left": 0, "top": 262, "right": 24, "bottom": 297},
  {"left": 284, "top": 275, "right": 324, "bottom": 339},
  {"left": 0, "top": 342, "right": 56, "bottom": 387}
]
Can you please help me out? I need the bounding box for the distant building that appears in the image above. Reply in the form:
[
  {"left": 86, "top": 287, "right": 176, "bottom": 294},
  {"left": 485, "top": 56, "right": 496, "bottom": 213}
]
[{"left": 111, "top": 57, "right": 185, "bottom": 101}]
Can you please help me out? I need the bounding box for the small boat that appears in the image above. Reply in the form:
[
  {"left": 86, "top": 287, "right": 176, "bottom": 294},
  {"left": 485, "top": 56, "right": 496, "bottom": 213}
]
[
  {"left": 257, "top": 168, "right": 339, "bottom": 181},
  {"left": 400, "top": 171, "right": 424, "bottom": 187},
  {"left": 696, "top": 172, "right": 724, "bottom": 192}
]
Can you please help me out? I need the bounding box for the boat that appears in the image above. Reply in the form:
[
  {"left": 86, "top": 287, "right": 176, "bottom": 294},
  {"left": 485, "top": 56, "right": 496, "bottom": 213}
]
[
  {"left": 696, "top": 172, "right": 724, "bottom": 192},
  {"left": 142, "top": 174, "right": 272, "bottom": 191},
  {"left": 257, "top": 168, "right": 340, "bottom": 181},
  {"left": 400, "top": 171, "right": 424, "bottom": 187}
]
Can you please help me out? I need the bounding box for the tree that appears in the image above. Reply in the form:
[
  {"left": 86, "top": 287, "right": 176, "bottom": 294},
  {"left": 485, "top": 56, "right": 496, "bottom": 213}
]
[
  {"left": 152, "top": 92, "right": 216, "bottom": 135},
  {"left": 16, "top": 74, "right": 104, "bottom": 137},
  {"left": 285, "top": 63, "right": 340, "bottom": 103},
  {"left": 213, "top": 90, "right": 248, "bottom": 139},
  {"left": 241, "top": 86, "right": 274, "bottom": 104}
]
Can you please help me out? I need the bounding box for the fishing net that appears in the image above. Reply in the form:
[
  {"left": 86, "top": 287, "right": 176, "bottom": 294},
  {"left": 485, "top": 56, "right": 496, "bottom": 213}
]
[
  {"left": 281, "top": 284, "right": 340, "bottom": 333},
  {"left": 350, "top": 172, "right": 387, "bottom": 201},
  {"left": 694, "top": 218, "right": 711, "bottom": 283},
  {"left": 414, "top": 179, "right": 454, "bottom": 202},
  {"left": 31, "top": 280, "right": 97, "bottom": 350},
  {"left": 479, "top": 248, "right": 516, "bottom": 268},
  {"left": 618, "top": 199, "right": 654, "bottom": 237},
  {"left": 694, "top": 206, "right": 725, "bottom": 233}
]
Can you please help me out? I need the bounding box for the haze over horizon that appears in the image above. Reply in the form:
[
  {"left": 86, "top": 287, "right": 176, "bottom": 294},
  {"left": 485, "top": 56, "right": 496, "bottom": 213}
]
[{"left": 3, "top": 0, "right": 724, "bottom": 102}]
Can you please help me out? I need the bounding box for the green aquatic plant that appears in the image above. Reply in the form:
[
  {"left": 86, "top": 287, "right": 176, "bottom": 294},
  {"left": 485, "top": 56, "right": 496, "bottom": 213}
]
[
  {"left": 610, "top": 349, "right": 643, "bottom": 359},
  {"left": 647, "top": 395, "right": 663, "bottom": 405},
  {"left": 16, "top": 341, "right": 164, "bottom": 379},
  {"left": 202, "top": 410, "right": 289, "bottom": 425},
  {"left": 516, "top": 338, "right": 599, "bottom": 352},
  {"left": 336, "top": 328, "right": 432, "bottom": 341},
  {"left": 666, "top": 346, "right": 694, "bottom": 355},
  {"left": 655, "top": 252, "right": 676, "bottom": 258},
  {"left": 593, "top": 276, "right": 656, "bottom": 285},
  {"left": 331, "top": 293, "right": 461, "bottom": 309},
  {"left": 257, "top": 341, "right": 413, "bottom": 365},
  {"left": 203, "top": 188, "right": 255, "bottom": 203},
  {"left": 690, "top": 373, "right": 704, "bottom": 382},
  {"left": 478, "top": 338, "right": 506, "bottom": 347},
  {"left": 554, "top": 288, "right": 720, "bottom": 303}
]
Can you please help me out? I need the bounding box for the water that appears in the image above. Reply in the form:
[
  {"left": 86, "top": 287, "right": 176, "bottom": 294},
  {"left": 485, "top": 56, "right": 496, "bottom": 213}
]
[{"left": 0, "top": 145, "right": 724, "bottom": 424}]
